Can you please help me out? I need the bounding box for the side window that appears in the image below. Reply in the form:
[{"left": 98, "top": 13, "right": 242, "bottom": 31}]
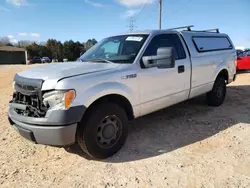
[
  {"left": 143, "top": 34, "right": 186, "bottom": 60},
  {"left": 193, "top": 36, "right": 232, "bottom": 52}
]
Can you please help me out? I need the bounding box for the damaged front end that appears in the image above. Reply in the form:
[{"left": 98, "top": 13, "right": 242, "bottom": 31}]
[{"left": 10, "top": 74, "right": 48, "bottom": 118}]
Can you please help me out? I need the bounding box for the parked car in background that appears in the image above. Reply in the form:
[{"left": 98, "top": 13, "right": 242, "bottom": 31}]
[
  {"left": 41, "top": 57, "right": 51, "bottom": 63},
  {"left": 236, "top": 49, "right": 243, "bottom": 56},
  {"left": 52, "top": 59, "right": 58, "bottom": 63},
  {"left": 28, "top": 57, "right": 42, "bottom": 64},
  {"left": 237, "top": 50, "right": 250, "bottom": 70}
]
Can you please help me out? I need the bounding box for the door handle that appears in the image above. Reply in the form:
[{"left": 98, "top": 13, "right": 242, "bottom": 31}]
[{"left": 178, "top": 65, "right": 185, "bottom": 73}]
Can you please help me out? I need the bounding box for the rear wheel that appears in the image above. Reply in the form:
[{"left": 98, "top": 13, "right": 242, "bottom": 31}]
[
  {"left": 206, "top": 77, "right": 226, "bottom": 106},
  {"left": 77, "top": 103, "right": 128, "bottom": 159}
]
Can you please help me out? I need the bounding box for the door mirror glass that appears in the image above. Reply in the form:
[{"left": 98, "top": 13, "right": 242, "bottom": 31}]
[{"left": 142, "top": 47, "right": 175, "bottom": 69}]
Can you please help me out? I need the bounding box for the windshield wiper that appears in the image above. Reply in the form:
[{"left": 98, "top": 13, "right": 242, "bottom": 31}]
[{"left": 80, "top": 58, "right": 114, "bottom": 64}]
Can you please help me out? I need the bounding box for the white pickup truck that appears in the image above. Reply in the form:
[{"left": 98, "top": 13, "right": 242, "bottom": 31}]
[{"left": 8, "top": 26, "right": 237, "bottom": 159}]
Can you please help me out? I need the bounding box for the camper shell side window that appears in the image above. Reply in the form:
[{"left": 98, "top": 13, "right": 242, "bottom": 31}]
[{"left": 192, "top": 36, "right": 233, "bottom": 53}]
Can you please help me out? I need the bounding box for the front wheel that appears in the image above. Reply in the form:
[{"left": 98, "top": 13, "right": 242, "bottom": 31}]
[
  {"left": 206, "top": 77, "right": 227, "bottom": 106},
  {"left": 77, "top": 103, "right": 128, "bottom": 159}
]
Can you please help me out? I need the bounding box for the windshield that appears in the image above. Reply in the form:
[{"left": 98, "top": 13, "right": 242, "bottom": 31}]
[{"left": 79, "top": 35, "right": 148, "bottom": 64}]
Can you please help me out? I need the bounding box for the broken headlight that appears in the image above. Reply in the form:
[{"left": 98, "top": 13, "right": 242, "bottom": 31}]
[{"left": 43, "top": 90, "right": 75, "bottom": 110}]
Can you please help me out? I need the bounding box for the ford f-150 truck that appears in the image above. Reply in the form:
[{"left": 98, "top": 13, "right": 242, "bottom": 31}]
[{"left": 8, "top": 26, "right": 237, "bottom": 159}]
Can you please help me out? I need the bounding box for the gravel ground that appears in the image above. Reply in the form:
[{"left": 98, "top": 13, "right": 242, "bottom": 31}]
[{"left": 0, "top": 65, "right": 250, "bottom": 188}]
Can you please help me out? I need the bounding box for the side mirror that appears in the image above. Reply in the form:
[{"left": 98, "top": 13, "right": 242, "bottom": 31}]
[{"left": 142, "top": 47, "right": 175, "bottom": 69}]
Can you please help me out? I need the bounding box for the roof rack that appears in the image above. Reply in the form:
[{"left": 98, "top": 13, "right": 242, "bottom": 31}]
[
  {"left": 165, "top": 25, "right": 220, "bottom": 33},
  {"left": 201, "top": 28, "right": 220, "bottom": 33},
  {"left": 166, "top": 25, "right": 194, "bottom": 31}
]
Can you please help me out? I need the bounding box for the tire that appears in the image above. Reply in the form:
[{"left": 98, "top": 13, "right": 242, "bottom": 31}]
[
  {"left": 206, "top": 77, "right": 226, "bottom": 106},
  {"left": 76, "top": 103, "right": 128, "bottom": 159}
]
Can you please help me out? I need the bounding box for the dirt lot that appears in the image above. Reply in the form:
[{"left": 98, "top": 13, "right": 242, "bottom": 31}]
[{"left": 0, "top": 65, "right": 250, "bottom": 188}]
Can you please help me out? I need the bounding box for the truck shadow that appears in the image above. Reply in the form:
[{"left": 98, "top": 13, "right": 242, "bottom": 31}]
[{"left": 65, "top": 85, "right": 250, "bottom": 163}]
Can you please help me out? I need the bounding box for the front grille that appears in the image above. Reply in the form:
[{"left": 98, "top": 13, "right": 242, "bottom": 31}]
[{"left": 12, "top": 83, "right": 48, "bottom": 117}]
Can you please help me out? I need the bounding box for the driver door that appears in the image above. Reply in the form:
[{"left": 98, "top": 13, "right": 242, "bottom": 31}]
[{"left": 137, "top": 33, "right": 191, "bottom": 116}]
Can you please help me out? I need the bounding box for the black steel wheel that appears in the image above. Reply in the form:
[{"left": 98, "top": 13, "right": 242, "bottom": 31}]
[
  {"left": 96, "top": 115, "right": 122, "bottom": 148},
  {"left": 77, "top": 103, "right": 128, "bottom": 159},
  {"left": 206, "top": 77, "right": 227, "bottom": 106}
]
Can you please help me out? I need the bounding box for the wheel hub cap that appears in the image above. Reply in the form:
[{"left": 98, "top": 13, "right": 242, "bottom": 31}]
[
  {"left": 96, "top": 115, "right": 121, "bottom": 148},
  {"left": 102, "top": 124, "right": 115, "bottom": 139}
]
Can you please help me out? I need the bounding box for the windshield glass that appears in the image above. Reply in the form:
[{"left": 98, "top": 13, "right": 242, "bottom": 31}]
[{"left": 79, "top": 35, "right": 148, "bottom": 64}]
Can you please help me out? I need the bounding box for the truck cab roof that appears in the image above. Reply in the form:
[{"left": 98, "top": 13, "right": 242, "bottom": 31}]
[
  {"left": 113, "top": 27, "right": 234, "bottom": 58},
  {"left": 114, "top": 29, "right": 229, "bottom": 37}
]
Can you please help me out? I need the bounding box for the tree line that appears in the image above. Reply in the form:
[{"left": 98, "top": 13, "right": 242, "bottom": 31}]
[{"left": 0, "top": 37, "right": 97, "bottom": 61}]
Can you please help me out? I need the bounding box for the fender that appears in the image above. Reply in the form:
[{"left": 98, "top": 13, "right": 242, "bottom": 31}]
[
  {"left": 73, "top": 82, "right": 136, "bottom": 108},
  {"left": 214, "top": 52, "right": 236, "bottom": 82},
  {"left": 214, "top": 61, "right": 228, "bottom": 80}
]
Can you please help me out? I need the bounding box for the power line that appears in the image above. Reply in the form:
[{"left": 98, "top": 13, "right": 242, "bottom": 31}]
[
  {"left": 160, "top": 0, "right": 195, "bottom": 28},
  {"left": 131, "top": 0, "right": 162, "bottom": 30},
  {"left": 137, "top": 2, "right": 157, "bottom": 23},
  {"left": 135, "top": 3, "right": 147, "bottom": 21},
  {"left": 163, "top": 0, "right": 194, "bottom": 18}
]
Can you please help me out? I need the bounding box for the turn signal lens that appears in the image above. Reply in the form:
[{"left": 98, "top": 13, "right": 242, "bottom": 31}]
[{"left": 64, "top": 90, "right": 76, "bottom": 109}]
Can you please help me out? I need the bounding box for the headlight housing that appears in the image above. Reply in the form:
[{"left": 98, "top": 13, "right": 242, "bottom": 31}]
[{"left": 43, "top": 90, "right": 76, "bottom": 110}]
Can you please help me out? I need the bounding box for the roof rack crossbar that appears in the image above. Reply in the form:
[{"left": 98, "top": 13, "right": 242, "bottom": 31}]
[
  {"left": 166, "top": 25, "right": 194, "bottom": 31},
  {"left": 201, "top": 28, "right": 220, "bottom": 33}
]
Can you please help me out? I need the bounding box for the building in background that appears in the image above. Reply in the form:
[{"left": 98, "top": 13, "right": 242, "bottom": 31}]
[{"left": 0, "top": 46, "right": 27, "bottom": 65}]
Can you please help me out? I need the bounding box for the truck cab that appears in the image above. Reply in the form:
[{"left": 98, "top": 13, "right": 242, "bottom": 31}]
[{"left": 8, "top": 26, "right": 237, "bottom": 159}]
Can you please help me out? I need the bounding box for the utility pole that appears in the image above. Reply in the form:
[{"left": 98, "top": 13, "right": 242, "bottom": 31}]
[
  {"left": 127, "top": 18, "right": 137, "bottom": 32},
  {"left": 158, "top": 0, "right": 162, "bottom": 30}
]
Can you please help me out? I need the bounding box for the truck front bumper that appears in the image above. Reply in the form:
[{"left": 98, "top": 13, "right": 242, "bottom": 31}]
[{"left": 8, "top": 105, "right": 86, "bottom": 146}]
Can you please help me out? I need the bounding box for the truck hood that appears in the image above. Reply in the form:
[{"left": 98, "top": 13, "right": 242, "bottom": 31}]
[{"left": 17, "top": 62, "right": 120, "bottom": 81}]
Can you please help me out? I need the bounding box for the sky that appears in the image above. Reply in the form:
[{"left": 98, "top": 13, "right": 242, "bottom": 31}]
[{"left": 0, "top": 0, "right": 250, "bottom": 48}]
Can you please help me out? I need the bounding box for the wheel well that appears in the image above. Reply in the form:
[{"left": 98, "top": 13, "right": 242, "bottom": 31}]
[
  {"left": 85, "top": 94, "right": 134, "bottom": 120},
  {"left": 217, "top": 69, "right": 229, "bottom": 84}
]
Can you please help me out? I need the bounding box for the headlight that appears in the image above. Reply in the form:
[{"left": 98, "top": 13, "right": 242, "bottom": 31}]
[{"left": 43, "top": 90, "right": 76, "bottom": 110}]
